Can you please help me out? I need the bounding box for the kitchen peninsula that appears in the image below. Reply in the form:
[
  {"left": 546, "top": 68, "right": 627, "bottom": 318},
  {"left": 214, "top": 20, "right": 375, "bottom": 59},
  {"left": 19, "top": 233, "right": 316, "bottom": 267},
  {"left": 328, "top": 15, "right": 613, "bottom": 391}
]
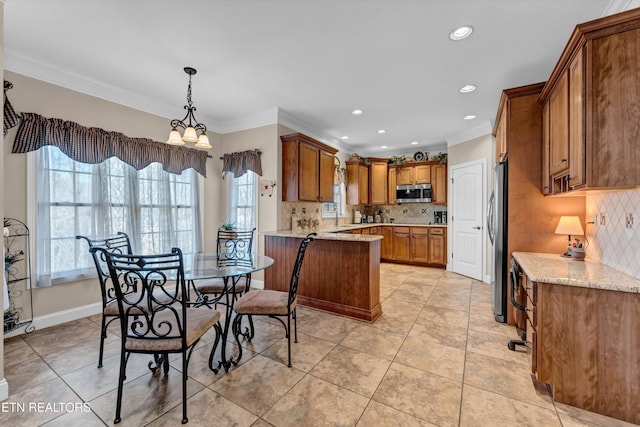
[{"left": 263, "top": 228, "right": 383, "bottom": 322}]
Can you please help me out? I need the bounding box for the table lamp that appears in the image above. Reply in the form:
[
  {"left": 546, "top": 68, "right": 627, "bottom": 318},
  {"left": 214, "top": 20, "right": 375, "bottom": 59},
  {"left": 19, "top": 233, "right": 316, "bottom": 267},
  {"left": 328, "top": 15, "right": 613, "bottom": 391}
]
[{"left": 555, "top": 216, "right": 584, "bottom": 257}]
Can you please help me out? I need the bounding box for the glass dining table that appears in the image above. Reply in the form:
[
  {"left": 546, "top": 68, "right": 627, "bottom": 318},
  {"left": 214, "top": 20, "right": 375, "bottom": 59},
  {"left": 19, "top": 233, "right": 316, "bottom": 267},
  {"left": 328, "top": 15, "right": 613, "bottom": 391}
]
[{"left": 185, "top": 253, "right": 274, "bottom": 373}]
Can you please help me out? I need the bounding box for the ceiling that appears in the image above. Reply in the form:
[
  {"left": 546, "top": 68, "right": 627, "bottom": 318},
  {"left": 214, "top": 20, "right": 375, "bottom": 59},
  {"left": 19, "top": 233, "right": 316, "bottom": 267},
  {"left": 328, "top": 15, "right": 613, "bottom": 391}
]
[{"left": 3, "top": 0, "right": 623, "bottom": 157}]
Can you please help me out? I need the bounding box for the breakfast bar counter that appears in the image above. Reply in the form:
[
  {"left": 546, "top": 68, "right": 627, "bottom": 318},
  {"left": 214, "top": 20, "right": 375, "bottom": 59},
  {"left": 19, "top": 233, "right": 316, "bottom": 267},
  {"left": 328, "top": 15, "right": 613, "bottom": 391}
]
[{"left": 262, "top": 229, "right": 382, "bottom": 322}]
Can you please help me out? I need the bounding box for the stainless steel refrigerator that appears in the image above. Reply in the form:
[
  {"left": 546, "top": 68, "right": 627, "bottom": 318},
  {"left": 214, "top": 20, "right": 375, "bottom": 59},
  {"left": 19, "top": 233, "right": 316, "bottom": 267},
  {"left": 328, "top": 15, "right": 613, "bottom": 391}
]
[{"left": 487, "top": 161, "right": 508, "bottom": 323}]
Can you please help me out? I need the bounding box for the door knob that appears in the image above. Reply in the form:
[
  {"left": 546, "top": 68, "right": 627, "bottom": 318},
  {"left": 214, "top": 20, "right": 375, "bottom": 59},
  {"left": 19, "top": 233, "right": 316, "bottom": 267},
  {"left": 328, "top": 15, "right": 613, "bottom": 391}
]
[{"left": 473, "top": 226, "right": 481, "bottom": 230}]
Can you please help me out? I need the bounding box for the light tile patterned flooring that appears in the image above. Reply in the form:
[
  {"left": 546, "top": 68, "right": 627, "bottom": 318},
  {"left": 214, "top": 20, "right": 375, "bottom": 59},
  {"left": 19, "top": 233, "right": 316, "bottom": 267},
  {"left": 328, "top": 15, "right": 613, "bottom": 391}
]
[{"left": 2, "top": 263, "right": 637, "bottom": 426}]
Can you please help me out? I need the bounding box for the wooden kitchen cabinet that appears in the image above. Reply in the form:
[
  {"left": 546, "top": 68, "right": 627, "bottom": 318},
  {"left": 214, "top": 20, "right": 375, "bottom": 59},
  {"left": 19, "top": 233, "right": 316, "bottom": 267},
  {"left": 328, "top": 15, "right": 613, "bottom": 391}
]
[
  {"left": 281, "top": 133, "right": 338, "bottom": 202},
  {"left": 346, "top": 160, "right": 369, "bottom": 205},
  {"left": 542, "top": 102, "right": 551, "bottom": 194},
  {"left": 495, "top": 103, "right": 508, "bottom": 161},
  {"left": 540, "top": 9, "right": 640, "bottom": 193},
  {"left": 397, "top": 163, "right": 431, "bottom": 185},
  {"left": 369, "top": 159, "right": 388, "bottom": 205},
  {"left": 381, "top": 226, "right": 394, "bottom": 260},
  {"left": 392, "top": 227, "right": 411, "bottom": 262},
  {"left": 431, "top": 164, "right": 447, "bottom": 204},
  {"left": 428, "top": 227, "right": 446, "bottom": 265},
  {"left": 410, "top": 227, "right": 430, "bottom": 263},
  {"left": 387, "top": 166, "right": 397, "bottom": 205}
]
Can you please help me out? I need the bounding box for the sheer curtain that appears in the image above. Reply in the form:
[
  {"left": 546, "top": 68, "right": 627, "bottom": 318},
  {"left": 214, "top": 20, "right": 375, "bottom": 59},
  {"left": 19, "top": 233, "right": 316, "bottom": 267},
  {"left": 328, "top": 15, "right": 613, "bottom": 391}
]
[{"left": 35, "top": 147, "right": 201, "bottom": 287}]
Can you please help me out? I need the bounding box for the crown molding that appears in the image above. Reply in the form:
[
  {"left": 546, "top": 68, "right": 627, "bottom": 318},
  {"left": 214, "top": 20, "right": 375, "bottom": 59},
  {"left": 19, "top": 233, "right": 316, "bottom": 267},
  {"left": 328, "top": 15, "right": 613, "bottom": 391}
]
[
  {"left": 215, "top": 108, "right": 279, "bottom": 134},
  {"left": 445, "top": 120, "right": 493, "bottom": 147},
  {"left": 276, "top": 108, "right": 351, "bottom": 153}
]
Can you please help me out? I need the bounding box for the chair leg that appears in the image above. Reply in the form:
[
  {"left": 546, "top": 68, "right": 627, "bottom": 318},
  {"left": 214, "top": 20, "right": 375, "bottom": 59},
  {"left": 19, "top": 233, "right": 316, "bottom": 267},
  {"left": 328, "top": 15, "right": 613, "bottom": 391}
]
[
  {"left": 293, "top": 308, "right": 298, "bottom": 344},
  {"left": 98, "top": 314, "right": 107, "bottom": 368},
  {"left": 163, "top": 352, "right": 170, "bottom": 375},
  {"left": 114, "top": 349, "right": 129, "bottom": 424},
  {"left": 181, "top": 349, "right": 188, "bottom": 424},
  {"left": 286, "top": 314, "right": 292, "bottom": 368},
  {"left": 209, "top": 323, "right": 223, "bottom": 372}
]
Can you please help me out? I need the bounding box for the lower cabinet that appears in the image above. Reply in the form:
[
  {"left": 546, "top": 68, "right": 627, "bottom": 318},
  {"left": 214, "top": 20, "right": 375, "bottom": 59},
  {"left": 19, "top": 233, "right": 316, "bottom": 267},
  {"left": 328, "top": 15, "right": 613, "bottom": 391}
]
[
  {"left": 380, "top": 226, "right": 394, "bottom": 260},
  {"left": 389, "top": 226, "right": 446, "bottom": 267}
]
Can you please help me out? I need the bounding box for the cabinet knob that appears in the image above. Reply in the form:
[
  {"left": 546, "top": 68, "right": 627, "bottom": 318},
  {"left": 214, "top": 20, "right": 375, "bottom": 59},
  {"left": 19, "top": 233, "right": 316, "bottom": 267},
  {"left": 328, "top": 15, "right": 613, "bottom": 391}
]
[
  {"left": 561, "top": 158, "right": 568, "bottom": 162},
  {"left": 543, "top": 186, "right": 549, "bottom": 189}
]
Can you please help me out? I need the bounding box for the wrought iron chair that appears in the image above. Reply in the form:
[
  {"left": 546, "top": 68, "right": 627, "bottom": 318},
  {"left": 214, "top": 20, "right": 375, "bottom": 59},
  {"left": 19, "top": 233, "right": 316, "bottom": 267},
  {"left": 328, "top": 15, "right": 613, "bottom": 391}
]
[
  {"left": 94, "top": 247, "right": 222, "bottom": 424},
  {"left": 76, "top": 232, "right": 133, "bottom": 368},
  {"left": 192, "top": 228, "right": 256, "bottom": 306},
  {"left": 232, "top": 233, "right": 315, "bottom": 368}
]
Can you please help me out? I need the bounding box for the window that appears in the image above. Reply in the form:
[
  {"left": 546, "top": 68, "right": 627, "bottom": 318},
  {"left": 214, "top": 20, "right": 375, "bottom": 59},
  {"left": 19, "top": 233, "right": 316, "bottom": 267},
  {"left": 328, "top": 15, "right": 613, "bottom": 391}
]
[
  {"left": 226, "top": 171, "right": 258, "bottom": 232},
  {"left": 34, "top": 146, "right": 201, "bottom": 286}
]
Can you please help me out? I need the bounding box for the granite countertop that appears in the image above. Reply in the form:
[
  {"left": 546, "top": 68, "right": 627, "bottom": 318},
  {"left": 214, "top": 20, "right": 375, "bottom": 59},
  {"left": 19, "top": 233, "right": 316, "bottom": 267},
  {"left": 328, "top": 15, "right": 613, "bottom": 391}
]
[
  {"left": 262, "top": 223, "right": 446, "bottom": 242},
  {"left": 512, "top": 252, "right": 640, "bottom": 294}
]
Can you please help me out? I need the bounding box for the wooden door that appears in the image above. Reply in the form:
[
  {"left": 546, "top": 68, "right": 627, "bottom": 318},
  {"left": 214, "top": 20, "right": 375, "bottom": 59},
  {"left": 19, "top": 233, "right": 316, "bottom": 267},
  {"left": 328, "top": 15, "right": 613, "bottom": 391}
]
[
  {"left": 298, "top": 142, "right": 319, "bottom": 201},
  {"left": 568, "top": 50, "right": 585, "bottom": 189},
  {"left": 428, "top": 228, "right": 446, "bottom": 265},
  {"left": 549, "top": 73, "right": 569, "bottom": 176},
  {"left": 369, "top": 161, "right": 387, "bottom": 204},
  {"left": 396, "top": 166, "right": 414, "bottom": 185},
  {"left": 432, "top": 164, "right": 447, "bottom": 204},
  {"left": 414, "top": 165, "right": 431, "bottom": 184},
  {"left": 410, "top": 227, "right": 430, "bottom": 263},
  {"left": 318, "top": 149, "right": 335, "bottom": 202},
  {"left": 387, "top": 167, "right": 397, "bottom": 205},
  {"left": 358, "top": 164, "right": 369, "bottom": 204},
  {"left": 393, "top": 227, "right": 411, "bottom": 261},
  {"left": 542, "top": 102, "right": 551, "bottom": 195},
  {"left": 381, "top": 226, "right": 394, "bottom": 260}
]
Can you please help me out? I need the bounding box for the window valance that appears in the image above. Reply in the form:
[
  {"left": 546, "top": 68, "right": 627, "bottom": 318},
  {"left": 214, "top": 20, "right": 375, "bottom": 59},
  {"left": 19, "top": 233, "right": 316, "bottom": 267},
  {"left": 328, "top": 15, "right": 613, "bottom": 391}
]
[
  {"left": 3, "top": 81, "right": 22, "bottom": 137},
  {"left": 12, "top": 112, "right": 209, "bottom": 177},
  {"left": 221, "top": 149, "right": 262, "bottom": 178}
]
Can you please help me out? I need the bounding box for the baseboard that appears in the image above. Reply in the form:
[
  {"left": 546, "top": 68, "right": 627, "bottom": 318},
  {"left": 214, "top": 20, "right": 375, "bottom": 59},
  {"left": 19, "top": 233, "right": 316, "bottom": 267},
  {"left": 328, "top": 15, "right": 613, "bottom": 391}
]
[
  {"left": 0, "top": 378, "right": 9, "bottom": 401},
  {"left": 3, "top": 302, "right": 103, "bottom": 338}
]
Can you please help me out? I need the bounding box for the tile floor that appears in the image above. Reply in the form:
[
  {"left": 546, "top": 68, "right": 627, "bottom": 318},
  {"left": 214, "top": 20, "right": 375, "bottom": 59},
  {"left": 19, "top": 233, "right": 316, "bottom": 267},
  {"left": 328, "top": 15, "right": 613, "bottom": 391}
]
[{"left": 1, "top": 263, "right": 637, "bottom": 426}]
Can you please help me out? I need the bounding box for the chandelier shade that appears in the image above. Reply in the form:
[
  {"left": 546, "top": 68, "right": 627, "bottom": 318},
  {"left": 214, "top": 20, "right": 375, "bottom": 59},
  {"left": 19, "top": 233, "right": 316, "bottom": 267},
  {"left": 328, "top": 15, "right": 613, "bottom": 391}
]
[{"left": 166, "top": 67, "right": 211, "bottom": 149}]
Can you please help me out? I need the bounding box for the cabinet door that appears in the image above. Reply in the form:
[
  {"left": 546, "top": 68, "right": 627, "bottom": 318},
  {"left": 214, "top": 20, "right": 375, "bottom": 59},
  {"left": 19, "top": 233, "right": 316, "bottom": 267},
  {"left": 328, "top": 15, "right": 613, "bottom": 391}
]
[
  {"left": 393, "top": 227, "right": 411, "bottom": 261},
  {"left": 414, "top": 165, "right": 431, "bottom": 184},
  {"left": 358, "top": 164, "right": 369, "bottom": 205},
  {"left": 369, "top": 161, "right": 387, "bottom": 204},
  {"left": 299, "top": 142, "right": 320, "bottom": 201},
  {"left": 542, "top": 102, "right": 551, "bottom": 195},
  {"left": 496, "top": 104, "right": 508, "bottom": 160},
  {"left": 381, "top": 226, "right": 394, "bottom": 260},
  {"left": 396, "top": 166, "right": 414, "bottom": 185},
  {"left": 568, "top": 51, "right": 585, "bottom": 189},
  {"left": 428, "top": 228, "right": 446, "bottom": 265},
  {"left": 410, "top": 228, "right": 430, "bottom": 263},
  {"left": 431, "top": 164, "right": 447, "bottom": 204},
  {"left": 318, "top": 149, "right": 336, "bottom": 202},
  {"left": 387, "top": 167, "right": 397, "bottom": 205},
  {"left": 549, "top": 73, "right": 569, "bottom": 176}
]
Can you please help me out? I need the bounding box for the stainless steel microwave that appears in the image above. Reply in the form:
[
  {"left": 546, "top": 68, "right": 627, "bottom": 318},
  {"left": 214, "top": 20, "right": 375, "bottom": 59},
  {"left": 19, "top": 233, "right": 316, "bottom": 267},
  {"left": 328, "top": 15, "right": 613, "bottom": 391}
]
[{"left": 396, "top": 184, "right": 432, "bottom": 203}]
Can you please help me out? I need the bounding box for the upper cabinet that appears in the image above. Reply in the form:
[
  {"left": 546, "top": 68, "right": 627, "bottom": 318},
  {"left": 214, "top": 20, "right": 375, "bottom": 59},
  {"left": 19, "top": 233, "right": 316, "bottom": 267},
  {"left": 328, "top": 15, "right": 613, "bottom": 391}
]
[
  {"left": 387, "top": 166, "right": 397, "bottom": 205},
  {"left": 346, "top": 159, "right": 369, "bottom": 205},
  {"left": 540, "top": 9, "right": 640, "bottom": 194},
  {"left": 431, "top": 164, "right": 447, "bottom": 205},
  {"left": 397, "top": 164, "right": 431, "bottom": 185},
  {"left": 281, "top": 133, "right": 338, "bottom": 202},
  {"left": 368, "top": 158, "right": 388, "bottom": 205}
]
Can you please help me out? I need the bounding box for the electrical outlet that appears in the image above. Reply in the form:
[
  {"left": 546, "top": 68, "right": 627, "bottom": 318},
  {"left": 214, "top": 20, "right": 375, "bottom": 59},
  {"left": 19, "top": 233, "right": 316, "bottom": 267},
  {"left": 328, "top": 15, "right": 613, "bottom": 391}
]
[
  {"left": 626, "top": 213, "right": 634, "bottom": 229},
  {"left": 421, "top": 209, "right": 427, "bottom": 214},
  {"left": 600, "top": 213, "right": 606, "bottom": 226}
]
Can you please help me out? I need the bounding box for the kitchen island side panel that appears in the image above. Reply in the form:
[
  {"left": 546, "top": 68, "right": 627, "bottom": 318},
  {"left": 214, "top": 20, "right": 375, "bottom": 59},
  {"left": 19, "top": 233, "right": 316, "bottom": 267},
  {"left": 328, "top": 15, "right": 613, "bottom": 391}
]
[{"left": 264, "top": 235, "right": 382, "bottom": 322}]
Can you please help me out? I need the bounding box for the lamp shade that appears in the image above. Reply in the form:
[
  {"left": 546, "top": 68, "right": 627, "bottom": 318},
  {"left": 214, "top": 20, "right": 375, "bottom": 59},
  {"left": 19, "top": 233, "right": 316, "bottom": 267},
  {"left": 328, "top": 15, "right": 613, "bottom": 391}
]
[
  {"left": 194, "top": 133, "right": 211, "bottom": 149},
  {"left": 182, "top": 126, "right": 198, "bottom": 143},
  {"left": 555, "top": 216, "right": 584, "bottom": 236},
  {"left": 167, "top": 130, "right": 184, "bottom": 145}
]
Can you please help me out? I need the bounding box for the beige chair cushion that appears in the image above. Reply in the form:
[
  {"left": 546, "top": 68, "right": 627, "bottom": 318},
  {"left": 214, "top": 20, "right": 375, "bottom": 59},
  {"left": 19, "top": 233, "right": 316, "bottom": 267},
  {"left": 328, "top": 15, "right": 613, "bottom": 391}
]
[
  {"left": 234, "top": 290, "right": 295, "bottom": 316},
  {"left": 195, "top": 277, "right": 247, "bottom": 294},
  {"left": 125, "top": 308, "right": 221, "bottom": 352}
]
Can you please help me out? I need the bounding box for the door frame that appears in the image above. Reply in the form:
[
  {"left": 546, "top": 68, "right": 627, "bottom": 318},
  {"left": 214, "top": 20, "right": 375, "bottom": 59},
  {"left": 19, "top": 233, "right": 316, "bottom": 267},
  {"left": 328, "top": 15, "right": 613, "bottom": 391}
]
[{"left": 448, "top": 158, "right": 487, "bottom": 282}]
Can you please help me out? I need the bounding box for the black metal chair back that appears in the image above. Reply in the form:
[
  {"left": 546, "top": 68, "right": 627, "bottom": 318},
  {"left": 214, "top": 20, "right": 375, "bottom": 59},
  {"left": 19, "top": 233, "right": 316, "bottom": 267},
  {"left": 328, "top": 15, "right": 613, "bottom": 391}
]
[
  {"left": 96, "top": 247, "right": 188, "bottom": 342},
  {"left": 77, "top": 232, "right": 133, "bottom": 308},
  {"left": 288, "top": 233, "right": 315, "bottom": 307},
  {"left": 216, "top": 228, "right": 255, "bottom": 267}
]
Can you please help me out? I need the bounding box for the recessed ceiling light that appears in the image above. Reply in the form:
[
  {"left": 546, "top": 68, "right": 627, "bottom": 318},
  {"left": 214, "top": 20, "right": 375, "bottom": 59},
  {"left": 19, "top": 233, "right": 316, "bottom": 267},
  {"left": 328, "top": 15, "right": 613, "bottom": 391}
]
[
  {"left": 459, "top": 84, "right": 477, "bottom": 93},
  {"left": 381, "top": 145, "right": 388, "bottom": 149},
  {"left": 377, "top": 129, "right": 387, "bottom": 134},
  {"left": 410, "top": 141, "right": 419, "bottom": 145},
  {"left": 464, "top": 115, "right": 477, "bottom": 120},
  {"left": 351, "top": 109, "right": 364, "bottom": 116},
  {"left": 340, "top": 136, "right": 349, "bottom": 140},
  {"left": 449, "top": 25, "right": 474, "bottom": 41}
]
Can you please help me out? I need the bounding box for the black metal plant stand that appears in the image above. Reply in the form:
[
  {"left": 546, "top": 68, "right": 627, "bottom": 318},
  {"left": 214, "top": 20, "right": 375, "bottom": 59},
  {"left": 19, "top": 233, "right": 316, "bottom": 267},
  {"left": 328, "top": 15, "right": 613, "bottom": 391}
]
[{"left": 4, "top": 218, "right": 35, "bottom": 334}]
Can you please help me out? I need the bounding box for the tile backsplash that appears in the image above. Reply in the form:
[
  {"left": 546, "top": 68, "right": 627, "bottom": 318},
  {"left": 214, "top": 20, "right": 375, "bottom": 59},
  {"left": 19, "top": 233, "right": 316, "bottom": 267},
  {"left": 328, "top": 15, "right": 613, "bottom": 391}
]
[
  {"left": 586, "top": 188, "right": 640, "bottom": 279},
  {"left": 281, "top": 201, "right": 445, "bottom": 229}
]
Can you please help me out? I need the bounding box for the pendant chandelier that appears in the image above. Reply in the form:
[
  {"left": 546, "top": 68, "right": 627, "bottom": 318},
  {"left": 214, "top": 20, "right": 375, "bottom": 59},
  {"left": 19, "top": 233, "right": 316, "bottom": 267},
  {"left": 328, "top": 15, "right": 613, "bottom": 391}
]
[{"left": 166, "top": 67, "right": 211, "bottom": 149}]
